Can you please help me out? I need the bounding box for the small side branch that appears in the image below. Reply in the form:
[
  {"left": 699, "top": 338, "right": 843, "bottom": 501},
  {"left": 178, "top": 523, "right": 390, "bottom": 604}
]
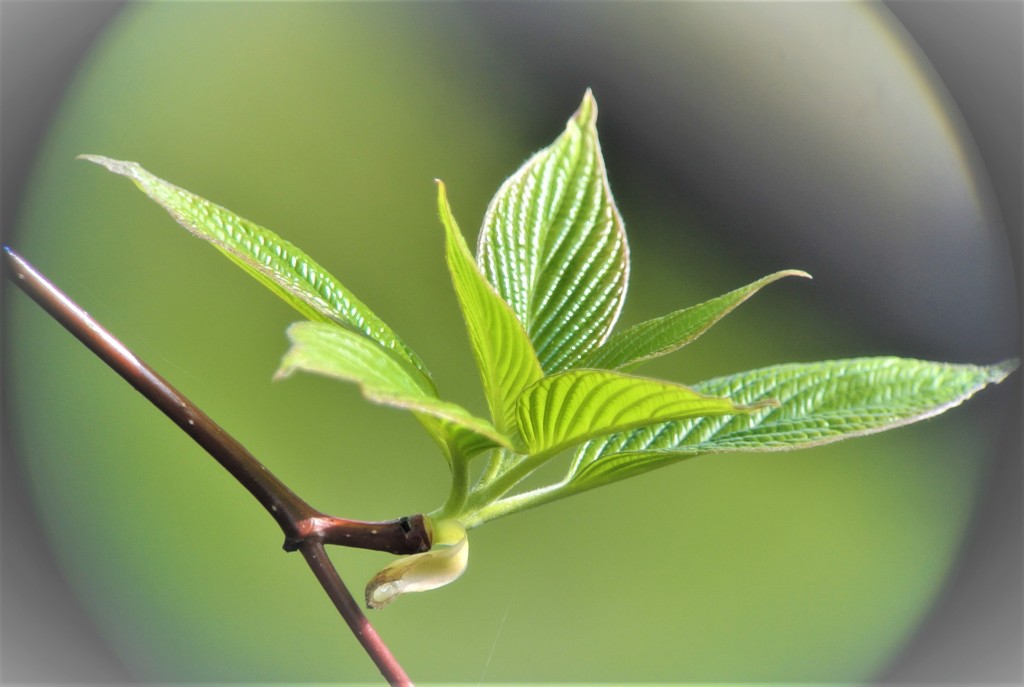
[
  {"left": 3, "top": 245, "right": 423, "bottom": 684},
  {"left": 289, "top": 514, "right": 431, "bottom": 555}
]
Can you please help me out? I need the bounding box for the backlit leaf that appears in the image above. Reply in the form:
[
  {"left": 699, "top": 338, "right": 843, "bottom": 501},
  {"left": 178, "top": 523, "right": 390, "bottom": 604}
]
[
  {"left": 569, "top": 357, "right": 1018, "bottom": 490},
  {"left": 81, "top": 155, "right": 432, "bottom": 388},
  {"left": 438, "top": 182, "right": 543, "bottom": 440},
  {"left": 581, "top": 270, "right": 810, "bottom": 370},
  {"left": 276, "top": 321, "right": 511, "bottom": 459},
  {"left": 516, "top": 369, "right": 763, "bottom": 458},
  {"left": 477, "top": 90, "right": 629, "bottom": 372}
]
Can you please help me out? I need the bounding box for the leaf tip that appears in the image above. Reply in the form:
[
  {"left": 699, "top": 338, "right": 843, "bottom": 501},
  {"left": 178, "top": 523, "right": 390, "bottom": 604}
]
[
  {"left": 272, "top": 354, "right": 299, "bottom": 382},
  {"left": 271, "top": 365, "right": 294, "bottom": 382},
  {"left": 77, "top": 154, "right": 141, "bottom": 180},
  {"left": 572, "top": 88, "right": 598, "bottom": 129},
  {"left": 435, "top": 179, "right": 455, "bottom": 224},
  {"left": 989, "top": 358, "right": 1020, "bottom": 383},
  {"left": 273, "top": 324, "right": 306, "bottom": 381}
]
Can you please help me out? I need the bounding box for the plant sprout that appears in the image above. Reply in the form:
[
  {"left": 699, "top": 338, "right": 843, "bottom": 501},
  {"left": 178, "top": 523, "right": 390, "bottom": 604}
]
[{"left": 79, "top": 90, "right": 1017, "bottom": 610}]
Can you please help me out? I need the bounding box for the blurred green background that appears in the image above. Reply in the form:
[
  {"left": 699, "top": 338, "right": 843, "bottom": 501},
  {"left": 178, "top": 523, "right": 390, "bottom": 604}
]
[{"left": 4, "top": 2, "right": 1019, "bottom": 684}]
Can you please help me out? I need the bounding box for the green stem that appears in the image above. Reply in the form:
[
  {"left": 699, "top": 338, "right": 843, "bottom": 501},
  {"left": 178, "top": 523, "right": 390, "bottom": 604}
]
[
  {"left": 465, "top": 450, "right": 556, "bottom": 512},
  {"left": 474, "top": 449, "right": 508, "bottom": 491},
  {"left": 437, "top": 450, "right": 471, "bottom": 520},
  {"left": 462, "top": 480, "right": 577, "bottom": 528}
]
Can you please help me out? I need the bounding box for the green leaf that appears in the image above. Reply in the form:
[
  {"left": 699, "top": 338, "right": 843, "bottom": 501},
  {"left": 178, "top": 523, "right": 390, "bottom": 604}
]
[
  {"left": 80, "top": 155, "right": 432, "bottom": 388},
  {"left": 581, "top": 270, "right": 811, "bottom": 370},
  {"left": 276, "top": 321, "right": 511, "bottom": 459},
  {"left": 438, "top": 181, "right": 543, "bottom": 440},
  {"left": 516, "top": 369, "right": 765, "bottom": 458},
  {"left": 569, "top": 357, "right": 1018, "bottom": 490},
  {"left": 477, "top": 90, "right": 629, "bottom": 373}
]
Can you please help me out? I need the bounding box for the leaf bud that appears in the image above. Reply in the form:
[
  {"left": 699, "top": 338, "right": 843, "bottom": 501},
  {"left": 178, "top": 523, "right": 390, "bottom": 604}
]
[{"left": 365, "top": 519, "right": 468, "bottom": 609}]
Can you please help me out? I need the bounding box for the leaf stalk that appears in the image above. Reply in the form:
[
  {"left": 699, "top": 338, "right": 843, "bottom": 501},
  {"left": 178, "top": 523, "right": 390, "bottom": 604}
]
[
  {"left": 435, "top": 450, "right": 471, "bottom": 520},
  {"left": 462, "top": 480, "right": 574, "bottom": 528}
]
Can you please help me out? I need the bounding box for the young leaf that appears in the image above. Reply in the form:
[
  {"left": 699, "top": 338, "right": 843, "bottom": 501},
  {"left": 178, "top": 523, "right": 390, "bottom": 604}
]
[
  {"left": 477, "top": 90, "right": 629, "bottom": 373},
  {"left": 80, "top": 155, "right": 432, "bottom": 388},
  {"left": 516, "top": 369, "right": 766, "bottom": 458},
  {"left": 276, "top": 322, "right": 511, "bottom": 458},
  {"left": 581, "top": 270, "right": 811, "bottom": 370},
  {"left": 438, "top": 181, "right": 543, "bottom": 439},
  {"left": 568, "top": 357, "right": 1019, "bottom": 490}
]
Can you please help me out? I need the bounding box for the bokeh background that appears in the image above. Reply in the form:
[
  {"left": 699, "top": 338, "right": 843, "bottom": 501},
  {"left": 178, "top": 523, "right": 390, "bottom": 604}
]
[{"left": 2, "top": 2, "right": 1020, "bottom": 684}]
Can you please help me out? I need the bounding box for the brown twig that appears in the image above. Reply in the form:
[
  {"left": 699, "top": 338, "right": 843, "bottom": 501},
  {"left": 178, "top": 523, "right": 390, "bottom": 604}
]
[
  {"left": 3, "top": 244, "right": 423, "bottom": 684},
  {"left": 299, "top": 541, "right": 412, "bottom": 685}
]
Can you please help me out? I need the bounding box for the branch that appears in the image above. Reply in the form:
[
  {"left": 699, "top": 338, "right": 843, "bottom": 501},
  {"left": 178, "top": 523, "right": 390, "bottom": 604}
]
[
  {"left": 299, "top": 541, "right": 412, "bottom": 685},
  {"left": 290, "top": 513, "right": 431, "bottom": 555},
  {"left": 3, "top": 245, "right": 424, "bottom": 684}
]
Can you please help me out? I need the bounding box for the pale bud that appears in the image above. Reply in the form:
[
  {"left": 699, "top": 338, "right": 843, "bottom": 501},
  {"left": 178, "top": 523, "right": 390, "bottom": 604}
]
[{"left": 365, "top": 519, "right": 468, "bottom": 609}]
